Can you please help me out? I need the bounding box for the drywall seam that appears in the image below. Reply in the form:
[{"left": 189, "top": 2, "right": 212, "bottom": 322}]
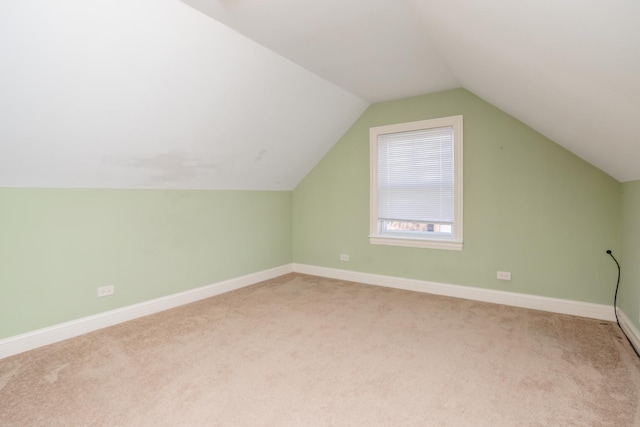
[
  {"left": 293, "top": 264, "right": 616, "bottom": 321},
  {"left": 0, "top": 264, "right": 294, "bottom": 359}
]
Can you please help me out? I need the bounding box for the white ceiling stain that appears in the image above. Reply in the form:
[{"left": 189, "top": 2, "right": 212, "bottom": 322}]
[
  {"left": 0, "top": 0, "right": 639, "bottom": 189},
  {"left": 254, "top": 150, "right": 267, "bottom": 163},
  {"left": 128, "top": 151, "right": 222, "bottom": 183}
]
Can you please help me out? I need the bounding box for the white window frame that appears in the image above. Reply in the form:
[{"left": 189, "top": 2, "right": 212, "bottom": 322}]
[{"left": 369, "top": 115, "right": 463, "bottom": 251}]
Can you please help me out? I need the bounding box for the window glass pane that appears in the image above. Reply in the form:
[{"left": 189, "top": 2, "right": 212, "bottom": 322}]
[{"left": 380, "top": 220, "right": 453, "bottom": 236}]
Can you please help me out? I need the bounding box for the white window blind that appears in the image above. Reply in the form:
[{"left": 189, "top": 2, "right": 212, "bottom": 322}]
[{"left": 377, "top": 126, "right": 455, "bottom": 225}]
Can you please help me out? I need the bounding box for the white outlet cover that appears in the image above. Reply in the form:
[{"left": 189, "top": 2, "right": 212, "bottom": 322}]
[
  {"left": 97, "top": 285, "right": 115, "bottom": 297},
  {"left": 497, "top": 271, "right": 512, "bottom": 281}
]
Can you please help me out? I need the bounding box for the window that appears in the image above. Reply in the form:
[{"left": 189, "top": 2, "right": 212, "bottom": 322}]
[{"left": 369, "top": 115, "right": 463, "bottom": 250}]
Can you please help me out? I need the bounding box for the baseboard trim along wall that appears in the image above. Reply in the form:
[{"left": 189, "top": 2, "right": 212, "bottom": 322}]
[
  {"left": 1, "top": 263, "right": 619, "bottom": 360},
  {"left": 292, "top": 264, "right": 616, "bottom": 322},
  {"left": 0, "top": 264, "right": 293, "bottom": 360},
  {"left": 617, "top": 308, "right": 640, "bottom": 355}
]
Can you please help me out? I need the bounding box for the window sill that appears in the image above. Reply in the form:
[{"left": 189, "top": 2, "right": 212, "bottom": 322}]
[{"left": 369, "top": 235, "right": 463, "bottom": 251}]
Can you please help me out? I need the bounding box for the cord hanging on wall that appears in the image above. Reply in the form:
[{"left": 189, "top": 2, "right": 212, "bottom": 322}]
[{"left": 606, "top": 250, "right": 640, "bottom": 358}]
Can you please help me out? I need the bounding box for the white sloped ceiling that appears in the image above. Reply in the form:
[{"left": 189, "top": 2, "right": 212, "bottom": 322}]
[
  {"left": 189, "top": 0, "right": 459, "bottom": 103},
  {"left": 0, "top": 0, "right": 368, "bottom": 190},
  {"left": 187, "top": 0, "right": 640, "bottom": 183},
  {"left": 2, "top": 0, "right": 639, "bottom": 189},
  {"left": 409, "top": 0, "right": 640, "bottom": 183}
]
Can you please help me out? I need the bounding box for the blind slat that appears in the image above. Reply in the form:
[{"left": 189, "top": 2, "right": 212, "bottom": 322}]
[{"left": 378, "top": 125, "right": 454, "bottom": 223}]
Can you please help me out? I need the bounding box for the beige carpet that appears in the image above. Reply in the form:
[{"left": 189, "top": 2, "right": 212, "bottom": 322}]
[{"left": 1, "top": 273, "right": 639, "bottom": 426}]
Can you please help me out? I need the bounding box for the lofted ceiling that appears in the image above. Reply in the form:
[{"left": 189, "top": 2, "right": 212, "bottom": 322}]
[
  {"left": 185, "top": 0, "right": 640, "bottom": 183},
  {"left": 1, "top": 0, "right": 639, "bottom": 190},
  {"left": 0, "top": 0, "right": 367, "bottom": 190}
]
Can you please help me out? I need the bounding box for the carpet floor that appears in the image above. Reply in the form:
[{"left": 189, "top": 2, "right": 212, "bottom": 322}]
[{"left": 1, "top": 273, "right": 639, "bottom": 426}]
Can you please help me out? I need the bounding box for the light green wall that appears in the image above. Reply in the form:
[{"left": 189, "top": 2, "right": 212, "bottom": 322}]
[
  {"left": 1, "top": 89, "right": 628, "bottom": 341},
  {"left": 621, "top": 181, "right": 640, "bottom": 330},
  {"left": 293, "top": 88, "right": 622, "bottom": 304},
  {"left": 0, "top": 189, "right": 292, "bottom": 339}
]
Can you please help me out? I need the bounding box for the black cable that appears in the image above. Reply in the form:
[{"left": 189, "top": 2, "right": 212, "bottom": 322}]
[{"left": 606, "top": 250, "right": 640, "bottom": 358}]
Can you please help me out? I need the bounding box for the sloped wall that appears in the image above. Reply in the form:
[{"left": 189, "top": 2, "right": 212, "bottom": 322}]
[
  {"left": 0, "top": 0, "right": 367, "bottom": 191},
  {"left": 0, "top": 189, "right": 292, "bottom": 338},
  {"left": 293, "top": 88, "right": 622, "bottom": 304}
]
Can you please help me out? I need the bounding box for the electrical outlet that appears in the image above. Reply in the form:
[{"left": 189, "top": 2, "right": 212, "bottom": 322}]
[
  {"left": 497, "top": 271, "right": 511, "bottom": 281},
  {"left": 340, "top": 254, "right": 349, "bottom": 261},
  {"left": 97, "top": 285, "right": 114, "bottom": 297}
]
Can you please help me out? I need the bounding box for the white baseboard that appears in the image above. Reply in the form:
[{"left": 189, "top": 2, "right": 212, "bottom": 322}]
[
  {"left": 1, "top": 263, "right": 619, "bottom": 360},
  {"left": 617, "top": 307, "right": 640, "bottom": 355},
  {"left": 293, "top": 264, "right": 616, "bottom": 322},
  {"left": 0, "top": 264, "right": 293, "bottom": 360}
]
